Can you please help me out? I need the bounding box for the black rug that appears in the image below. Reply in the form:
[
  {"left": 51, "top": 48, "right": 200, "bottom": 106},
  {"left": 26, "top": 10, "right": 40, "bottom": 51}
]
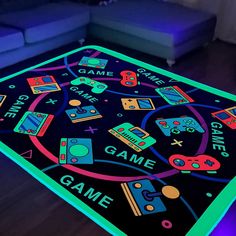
[{"left": 0, "top": 45, "right": 236, "bottom": 235}]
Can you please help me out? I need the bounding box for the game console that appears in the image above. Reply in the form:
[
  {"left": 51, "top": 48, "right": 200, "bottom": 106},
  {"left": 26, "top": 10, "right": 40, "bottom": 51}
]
[
  {"left": 79, "top": 56, "right": 108, "bottom": 69},
  {"left": 212, "top": 106, "right": 236, "bottom": 129},
  {"left": 120, "top": 70, "right": 139, "bottom": 87},
  {"left": 155, "top": 116, "right": 205, "bottom": 136},
  {"left": 169, "top": 154, "right": 221, "bottom": 174},
  {"left": 121, "top": 179, "right": 166, "bottom": 216},
  {"left": 66, "top": 105, "right": 102, "bottom": 123},
  {"left": 14, "top": 111, "right": 54, "bottom": 137},
  {"left": 71, "top": 77, "right": 108, "bottom": 94},
  {"left": 155, "top": 86, "right": 194, "bottom": 105},
  {"left": 27, "top": 75, "right": 61, "bottom": 94},
  {"left": 59, "top": 138, "right": 93, "bottom": 165},
  {"left": 121, "top": 98, "right": 155, "bottom": 110},
  {"left": 108, "top": 122, "right": 156, "bottom": 152}
]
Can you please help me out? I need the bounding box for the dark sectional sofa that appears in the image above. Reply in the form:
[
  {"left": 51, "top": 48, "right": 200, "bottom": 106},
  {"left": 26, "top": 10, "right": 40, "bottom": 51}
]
[{"left": 0, "top": 0, "right": 216, "bottom": 68}]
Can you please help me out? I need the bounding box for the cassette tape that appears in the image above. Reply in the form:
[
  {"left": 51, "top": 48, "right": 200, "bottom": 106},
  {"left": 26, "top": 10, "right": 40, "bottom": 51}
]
[{"left": 59, "top": 138, "right": 93, "bottom": 165}]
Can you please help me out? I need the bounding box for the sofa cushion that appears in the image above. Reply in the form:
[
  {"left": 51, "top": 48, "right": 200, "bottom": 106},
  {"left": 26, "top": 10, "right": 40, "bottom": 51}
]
[
  {"left": 0, "top": 2, "right": 90, "bottom": 43},
  {"left": 90, "top": 0, "right": 216, "bottom": 46},
  {"left": 0, "top": 0, "right": 50, "bottom": 13},
  {"left": 0, "top": 26, "right": 24, "bottom": 53}
]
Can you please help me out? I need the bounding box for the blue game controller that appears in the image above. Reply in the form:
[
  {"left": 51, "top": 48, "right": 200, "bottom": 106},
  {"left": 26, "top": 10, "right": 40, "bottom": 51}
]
[{"left": 155, "top": 116, "right": 205, "bottom": 136}]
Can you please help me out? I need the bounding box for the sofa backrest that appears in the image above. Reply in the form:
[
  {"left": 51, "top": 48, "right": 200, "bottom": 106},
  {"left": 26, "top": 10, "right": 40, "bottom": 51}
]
[{"left": 0, "top": 0, "right": 51, "bottom": 13}]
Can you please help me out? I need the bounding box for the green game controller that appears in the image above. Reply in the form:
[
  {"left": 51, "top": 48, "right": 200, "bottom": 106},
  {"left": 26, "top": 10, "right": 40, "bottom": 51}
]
[{"left": 71, "top": 77, "right": 108, "bottom": 94}]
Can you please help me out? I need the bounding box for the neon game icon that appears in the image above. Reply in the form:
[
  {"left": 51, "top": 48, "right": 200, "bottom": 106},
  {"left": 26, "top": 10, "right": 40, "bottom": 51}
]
[
  {"left": 108, "top": 122, "right": 156, "bottom": 152},
  {"left": 27, "top": 75, "right": 61, "bottom": 94},
  {"left": 121, "top": 98, "right": 155, "bottom": 110},
  {"left": 0, "top": 95, "right": 7, "bottom": 107},
  {"left": 212, "top": 106, "right": 236, "bottom": 129},
  {"left": 79, "top": 56, "right": 108, "bottom": 69},
  {"left": 14, "top": 111, "right": 54, "bottom": 137},
  {"left": 59, "top": 138, "right": 93, "bottom": 165},
  {"left": 155, "top": 86, "right": 194, "bottom": 105}
]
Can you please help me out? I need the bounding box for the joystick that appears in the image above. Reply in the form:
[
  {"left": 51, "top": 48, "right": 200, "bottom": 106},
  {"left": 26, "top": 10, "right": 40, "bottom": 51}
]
[
  {"left": 65, "top": 99, "right": 102, "bottom": 123},
  {"left": 121, "top": 179, "right": 180, "bottom": 216}
]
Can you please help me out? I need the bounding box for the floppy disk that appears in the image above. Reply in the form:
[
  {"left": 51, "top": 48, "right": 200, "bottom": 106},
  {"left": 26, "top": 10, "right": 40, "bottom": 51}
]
[
  {"left": 79, "top": 56, "right": 108, "bottom": 69},
  {"left": 14, "top": 111, "right": 54, "bottom": 137},
  {"left": 59, "top": 138, "right": 93, "bottom": 165},
  {"left": 0, "top": 95, "right": 7, "bottom": 107},
  {"left": 27, "top": 75, "right": 61, "bottom": 94},
  {"left": 121, "top": 98, "right": 155, "bottom": 110}
]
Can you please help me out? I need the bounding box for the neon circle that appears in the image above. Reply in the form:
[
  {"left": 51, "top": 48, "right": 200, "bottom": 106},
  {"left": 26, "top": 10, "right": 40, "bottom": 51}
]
[
  {"left": 70, "top": 145, "right": 89, "bottom": 157},
  {"left": 162, "top": 185, "right": 180, "bottom": 199},
  {"left": 88, "top": 58, "right": 100, "bottom": 65},
  {"left": 162, "top": 220, "right": 172, "bottom": 229}
]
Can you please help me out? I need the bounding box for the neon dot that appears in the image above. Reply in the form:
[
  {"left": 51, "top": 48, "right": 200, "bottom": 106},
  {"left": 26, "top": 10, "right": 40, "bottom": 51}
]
[
  {"left": 215, "top": 100, "right": 220, "bottom": 103},
  {"left": 9, "top": 85, "right": 15, "bottom": 89},
  {"left": 104, "top": 99, "right": 108, "bottom": 102},
  {"left": 162, "top": 220, "right": 172, "bottom": 229},
  {"left": 206, "top": 192, "right": 212, "bottom": 197},
  {"left": 117, "top": 113, "right": 123, "bottom": 117},
  {"left": 134, "top": 91, "right": 139, "bottom": 94}
]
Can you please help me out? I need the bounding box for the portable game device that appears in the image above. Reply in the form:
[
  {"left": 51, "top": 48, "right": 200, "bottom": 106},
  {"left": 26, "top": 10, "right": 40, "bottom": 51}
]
[
  {"left": 27, "top": 75, "right": 61, "bottom": 94},
  {"left": 71, "top": 77, "right": 108, "bottom": 94},
  {"left": 79, "top": 56, "right": 108, "bottom": 69},
  {"left": 108, "top": 122, "right": 156, "bottom": 152},
  {"left": 14, "top": 111, "right": 54, "bottom": 137},
  {"left": 59, "top": 138, "right": 93, "bottom": 165},
  {"left": 121, "top": 98, "right": 155, "bottom": 110},
  {"left": 155, "top": 116, "right": 205, "bottom": 136},
  {"left": 155, "top": 86, "right": 194, "bottom": 105},
  {"left": 212, "top": 106, "right": 236, "bottom": 129}
]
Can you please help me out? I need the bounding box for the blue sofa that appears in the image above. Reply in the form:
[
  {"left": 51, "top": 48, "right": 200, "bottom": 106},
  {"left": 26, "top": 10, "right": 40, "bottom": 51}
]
[
  {"left": 0, "top": 0, "right": 90, "bottom": 68},
  {"left": 0, "top": 0, "right": 216, "bottom": 68}
]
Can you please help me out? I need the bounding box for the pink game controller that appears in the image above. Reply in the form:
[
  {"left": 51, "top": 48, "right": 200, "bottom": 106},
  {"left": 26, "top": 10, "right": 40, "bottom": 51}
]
[
  {"left": 120, "top": 70, "right": 139, "bottom": 87},
  {"left": 169, "top": 154, "right": 221, "bottom": 174}
]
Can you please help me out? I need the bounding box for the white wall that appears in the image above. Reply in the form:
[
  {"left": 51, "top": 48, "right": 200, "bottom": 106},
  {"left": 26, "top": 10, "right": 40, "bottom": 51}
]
[{"left": 165, "top": 0, "right": 236, "bottom": 44}]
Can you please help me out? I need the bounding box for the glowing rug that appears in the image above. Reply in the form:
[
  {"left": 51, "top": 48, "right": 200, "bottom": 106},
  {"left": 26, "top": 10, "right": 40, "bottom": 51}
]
[{"left": 0, "top": 46, "right": 236, "bottom": 235}]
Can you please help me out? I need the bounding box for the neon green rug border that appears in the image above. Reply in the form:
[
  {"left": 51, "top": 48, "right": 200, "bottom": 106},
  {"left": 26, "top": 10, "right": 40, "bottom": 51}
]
[{"left": 0, "top": 45, "right": 235, "bottom": 235}]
